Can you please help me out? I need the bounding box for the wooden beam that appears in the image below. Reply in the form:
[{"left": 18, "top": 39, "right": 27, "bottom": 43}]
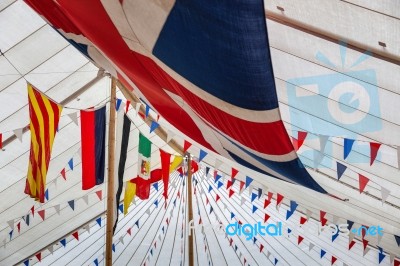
[
  {"left": 105, "top": 77, "right": 117, "bottom": 266},
  {"left": 186, "top": 154, "right": 195, "bottom": 266}
]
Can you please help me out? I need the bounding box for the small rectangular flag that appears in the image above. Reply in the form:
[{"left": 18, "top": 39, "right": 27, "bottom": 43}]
[
  {"left": 25, "top": 84, "right": 62, "bottom": 203},
  {"left": 80, "top": 106, "right": 106, "bottom": 190},
  {"left": 138, "top": 133, "right": 151, "bottom": 179}
]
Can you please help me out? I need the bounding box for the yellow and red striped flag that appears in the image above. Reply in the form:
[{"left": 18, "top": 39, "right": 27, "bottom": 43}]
[{"left": 25, "top": 84, "right": 62, "bottom": 203}]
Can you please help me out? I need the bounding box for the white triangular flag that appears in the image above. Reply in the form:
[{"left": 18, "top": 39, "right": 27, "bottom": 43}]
[
  {"left": 7, "top": 220, "right": 14, "bottom": 230},
  {"left": 240, "top": 197, "right": 246, "bottom": 206},
  {"left": 309, "top": 242, "right": 315, "bottom": 251},
  {"left": 381, "top": 186, "right": 390, "bottom": 204},
  {"left": 158, "top": 234, "right": 162, "bottom": 241},
  {"left": 13, "top": 128, "right": 23, "bottom": 142},
  {"left": 84, "top": 224, "right": 91, "bottom": 234},
  {"left": 343, "top": 263, "right": 348, "bottom": 266},
  {"left": 214, "top": 159, "right": 223, "bottom": 170},
  {"left": 377, "top": 231, "right": 383, "bottom": 244},
  {"left": 223, "top": 203, "right": 227, "bottom": 210},
  {"left": 266, "top": 250, "right": 271, "bottom": 258},
  {"left": 390, "top": 253, "right": 395, "bottom": 263},
  {"left": 363, "top": 247, "right": 370, "bottom": 256},
  {"left": 332, "top": 215, "right": 339, "bottom": 225},
  {"left": 48, "top": 245, "right": 54, "bottom": 254},
  {"left": 82, "top": 195, "right": 89, "bottom": 205},
  {"left": 146, "top": 208, "right": 151, "bottom": 216},
  {"left": 119, "top": 236, "right": 124, "bottom": 245},
  {"left": 349, "top": 232, "right": 355, "bottom": 242},
  {"left": 248, "top": 185, "right": 254, "bottom": 197},
  {"left": 239, "top": 252, "right": 242, "bottom": 258},
  {"left": 319, "top": 135, "right": 329, "bottom": 153},
  {"left": 135, "top": 103, "right": 141, "bottom": 116},
  {"left": 54, "top": 204, "right": 61, "bottom": 215},
  {"left": 68, "top": 112, "right": 79, "bottom": 125},
  {"left": 306, "top": 209, "right": 312, "bottom": 220},
  {"left": 167, "top": 130, "right": 175, "bottom": 143}
]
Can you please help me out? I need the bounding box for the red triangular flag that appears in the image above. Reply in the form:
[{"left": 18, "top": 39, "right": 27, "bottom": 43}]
[
  {"left": 394, "top": 260, "right": 400, "bottom": 266},
  {"left": 17, "top": 222, "right": 21, "bottom": 233},
  {"left": 300, "top": 216, "right": 307, "bottom": 225},
  {"left": 95, "top": 190, "right": 102, "bottom": 200},
  {"left": 267, "top": 192, "right": 273, "bottom": 201},
  {"left": 226, "top": 180, "right": 233, "bottom": 189},
  {"left": 239, "top": 181, "right": 245, "bottom": 191},
  {"left": 127, "top": 228, "right": 132, "bottom": 235},
  {"left": 38, "top": 210, "right": 45, "bottom": 221},
  {"left": 160, "top": 149, "right": 171, "bottom": 199},
  {"left": 331, "top": 256, "right": 337, "bottom": 265},
  {"left": 206, "top": 197, "right": 209, "bottom": 205},
  {"left": 370, "top": 142, "right": 381, "bottom": 165},
  {"left": 349, "top": 240, "right": 356, "bottom": 250},
  {"left": 183, "top": 140, "right": 192, "bottom": 152},
  {"left": 298, "top": 131, "right": 308, "bottom": 149},
  {"left": 264, "top": 213, "right": 270, "bottom": 223},
  {"left": 72, "top": 231, "right": 79, "bottom": 241},
  {"left": 31, "top": 206, "right": 35, "bottom": 217},
  {"left": 216, "top": 194, "right": 220, "bottom": 202},
  {"left": 260, "top": 244, "right": 264, "bottom": 253},
  {"left": 276, "top": 193, "right": 284, "bottom": 206},
  {"left": 231, "top": 168, "right": 238, "bottom": 178},
  {"left": 61, "top": 168, "right": 66, "bottom": 180},
  {"left": 229, "top": 189, "right": 234, "bottom": 198},
  {"left": 166, "top": 218, "right": 169, "bottom": 225},
  {"left": 229, "top": 238, "right": 233, "bottom": 246},
  {"left": 125, "top": 100, "right": 130, "bottom": 113},
  {"left": 362, "top": 239, "right": 368, "bottom": 250},
  {"left": 177, "top": 191, "right": 181, "bottom": 198},
  {"left": 264, "top": 199, "right": 271, "bottom": 209},
  {"left": 36, "top": 252, "right": 41, "bottom": 262},
  {"left": 320, "top": 211, "right": 327, "bottom": 226},
  {"left": 359, "top": 174, "right": 370, "bottom": 193},
  {"left": 199, "top": 218, "right": 202, "bottom": 225},
  {"left": 0, "top": 133, "right": 2, "bottom": 149},
  {"left": 298, "top": 235, "right": 304, "bottom": 245},
  {"left": 292, "top": 137, "right": 299, "bottom": 151}
]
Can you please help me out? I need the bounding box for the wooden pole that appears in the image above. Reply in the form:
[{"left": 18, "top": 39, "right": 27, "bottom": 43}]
[
  {"left": 105, "top": 77, "right": 117, "bottom": 266},
  {"left": 186, "top": 154, "right": 195, "bottom": 266}
]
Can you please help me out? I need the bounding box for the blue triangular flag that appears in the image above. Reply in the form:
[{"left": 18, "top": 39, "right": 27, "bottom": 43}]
[
  {"left": 209, "top": 206, "right": 213, "bottom": 214},
  {"left": 378, "top": 252, "right": 386, "bottom": 264},
  {"left": 395, "top": 235, "right": 400, "bottom": 247},
  {"left": 150, "top": 121, "right": 159, "bottom": 133},
  {"left": 154, "top": 199, "right": 158, "bottom": 208},
  {"left": 215, "top": 174, "right": 222, "bottom": 182},
  {"left": 378, "top": 247, "right": 383, "bottom": 254},
  {"left": 135, "top": 220, "right": 139, "bottom": 228},
  {"left": 274, "top": 258, "right": 278, "bottom": 265},
  {"left": 199, "top": 150, "right": 208, "bottom": 162},
  {"left": 150, "top": 248, "right": 153, "bottom": 256},
  {"left": 119, "top": 204, "right": 123, "bottom": 213},
  {"left": 337, "top": 162, "right": 347, "bottom": 180},
  {"left": 68, "top": 200, "right": 75, "bottom": 210},
  {"left": 173, "top": 199, "right": 176, "bottom": 206},
  {"left": 320, "top": 249, "right": 326, "bottom": 258},
  {"left": 230, "top": 212, "right": 235, "bottom": 220},
  {"left": 68, "top": 158, "right": 74, "bottom": 170},
  {"left": 96, "top": 217, "right": 101, "bottom": 227},
  {"left": 112, "top": 244, "right": 115, "bottom": 252},
  {"left": 332, "top": 225, "right": 339, "bottom": 242},
  {"left": 252, "top": 205, "right": 258, "bottom": 213},
  {"left": 251, "top": 193, "right": 257, "bottom": 202},
  {"left": 162, "top": 226, "right": 165, "bottom": 234},
  {"left": 290, "top": 200, "right": 299, "bottom": 212},
  {"left": 145, "top": 104, "right": 150, "bottom": 117},
  {"left": 344, "top": 138, "right": 355, "bottom": 159},
  {"left": 9, "top": 230, "right": 13, "bottom": 240},
  {"left": 23, "top": 260, "right": 29, "bottom": 266},
  {"left": 347, "top": 220, "right": 354, "bottom": 230},
  {"left": 25, "top": 214, "right": 30, "bottom": 226},
  {"left": 286, "top": 210, "right": 294, "bottom": 220},
  {"left": 60, "top": 238, "right": 66, "bottom": 247},
  {"left": 153, "top": 182, "right": 159, "bottom": 191},
  {"left": 234, "top": 245, "right": 238, "bottom": 251},
  {"left": 45, "top": 189, "right": 49, "bottom": 201},
  {"left": 258, "top": 188, "right": 262, "bottom": 199},
  {"left": 94, "top": 258, "right": 99, "bottom": 266},
  {"left": 245, "top": 176, "right": 253, "bottom": 188},
  {"left": 116, "top": 98, "right": 122, "bottom": 111},
  {"left": 208, "top": 185, "right": 213, "bottom": 192},
  {"left": 205, "top": 167, "right": 210, "bottom": 176},
  {"left": 253, "top": 237, "right": 257, "bottom": 244},
  {"left": 217, "top": 181, "right": 223, "bottom": 189},
  {"left": 287, "top": 228, "right": 292, "bottom": 234}
]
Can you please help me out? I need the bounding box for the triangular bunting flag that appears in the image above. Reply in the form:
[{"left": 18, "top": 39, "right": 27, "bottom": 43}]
[
  {"left": 82, "top": 195, "right": 89, "bottom": 205},
  {"left": 153, "top": 182, "right": 159, "bottom": 191},
  {"left": 150, "top": 121, "right": 159, "bottom": 133},
  {"left": 381, "top": 186, "right": 390, "bottom": 204},
  {"left": 115, "top": 98, "right": 122, "bottom": 111},
  {"left": 23, "top": 260, "right": 29, "bottom": 266},
  {"left": 17, "top": 222, "right": 20, "bottom": 233},
  {"left": 370, "top": 142, "right": 381, "bottom": 165},
  {"left": 230, "top": 212, "right": 235, "bottom": 220},
  {"left": 68, "top": 112, "right": 79, "bottom": 125},
  {"left": 358, "top": 174, "right": 369, "bottom": 193},
  {"left": 215, "top": 194, "right": 220, "bottom": 202},
  {"left": 226, "top": 180, "right": 233, "bottom": 189},
  {"left": 96, "top": 217, "right": 102, "bottom": 226},
  {"left": 276, "top": 193, "right": 284, "bottom": 207},
  {"left": 241, "top": 197, "right": 246, "bottom": 206},
  {"left": 251, "top": 193, "right": 257, "bottom": 202},
  {"left": 231, "top": 168, "right": 238, "bottom": 179},
  {"left": 229, "top": 189, "right": 234, "bottom": 198},
  {"left": 7, "top": 220, "right": 14, "bottom": 230},
  {"left": 60, "top": 239, "right": 66, "bottom": 247},
  {"left": 166, "top": 130, "right": 175, "bottom": 143},
  {"left": 72, "top": 231, "right": 79, "bottom": 241},
  {"left": 135, "top": 220, "right": 139, "bottom": 228},
  {"left": 306, "top": 209, "right": 312, "bottom": 220},
  {"left": 331, "top": 256, "right": 337, "bottom": 265},
  {"left": 45, "top": 189, "right": 49, "bottom": 201},
  {"left": 298, "top": 235, "right": 304, "bottom": 245},
  {"left": 119, "top": 236, "right": 124, "bottom": 245},
  {"left": 217, "top": 181, "right": 223, "bottom": 189},
  {"left": 336, "top": 162, "right": 346, "bottom": 180},
  {"left": 395, "top": 235, "right": 400, "bottom": 247},
  {"left": 320, "top": 249, "right": 326, "bottom": 258},
  {"left": 94, "top": 259, "right": 99, "bottom": 266},
  {"left": 300, "top": 216, "right": 307, "bottom": 225},
  {"left": 60, "top": 168, "right": 66, "bottom": 180},
  {"left": 112, "top": 244, "right": 116, "bottom": 252},
  {"left": 260, "top": 244, "right": 264, "bottom": 253},
  {"left": 125, "top": 100, "right": 130, "bottom": 113},
  {"left": 320, "top": 211, "right": 327, "bottom": 226},
  {"left": 199, "top": 150, "right": 207, "bottom": 162},
  {"left": 379, "top": 251, "right": 386, "bottom": 264},
  {"left": 68, "top": 158, "right": 74, "bottom": 170},
  {"left": 35, "top": 252, "right": 41, "bottom": 262},
  {"left": 183, "top": 140, "right": 192, "bottom": 152},
  {"left": 252, "top": 205, "right": 258, "bottom": 213},
  {"left": 95, "top": 190, "right": 102, "bottom": 200},
  {"left": 127, "top": 228, "right": 132, "bottom": 235},
  {"left": 363, "top": 247, "right": 370, "bottom": 257},
  {"left": 38, "top": 210, "right": 45, "bottom": 221},
  {"left": 319, "top": 134, "right": 329, "bottom": 153},
  {"left": 349, "top": 240, "right": 356, "bottom": 250},
  {"left": 48, "top": 245, "right": 54, "bottom": 254},
  {"left": 344, "top": 138, "right": 355, "bottom": 159},
  {"left": 264, "top": 199, "right": 271, "bottom": 209},
  {"left": 9, "top": 230, "right": 13, "bottom": 240},
  {"left": 13, "top": 128, "right": 23, "bottom": 142},
  {"left": 245, "top": 176, "right": 253, "bottom": 188},
  {"left": 68, "top": 200, "right": 75, "bottom": 210},
  {"left": 309, "top": 242, "right": 314, "bottom": 251},
  {"left": 54, "top": 204, "right": 61, "bottom": 215}
]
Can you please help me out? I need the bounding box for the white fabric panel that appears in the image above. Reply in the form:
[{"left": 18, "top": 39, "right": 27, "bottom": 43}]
[
  {"left": 0, "top": 56, "right": 20, "bottom": 91},
  {"left": 345, "top": 0, "right": 400, "bottom": 19}
]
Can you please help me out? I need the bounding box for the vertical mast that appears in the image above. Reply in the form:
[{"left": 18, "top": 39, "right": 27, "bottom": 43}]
[
  {"left": 186, "top": 154, "right": 195, "bottom": 266},
  {"left": 106, "top": 77, "right": 117, "bottom": 266}
]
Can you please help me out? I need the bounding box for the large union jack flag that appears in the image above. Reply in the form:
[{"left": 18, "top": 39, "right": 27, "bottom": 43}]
[{"left": 25, "top": 0, "right": 325, "bottom": 193}]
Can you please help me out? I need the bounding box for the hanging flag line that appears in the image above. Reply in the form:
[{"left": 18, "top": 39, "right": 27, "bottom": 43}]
[
  {"left": 199, "top": 169, "right": 398, "bottom": 264},
  {"left": 18, "top": 173, "right": 182, "bottom": 265},
  {"left": 193, "top": 172, "right": 259, "bottom": 265}
]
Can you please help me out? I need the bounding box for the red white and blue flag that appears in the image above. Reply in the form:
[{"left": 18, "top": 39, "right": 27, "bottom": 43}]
[{"left": 26, "top": 0, "right": 325, "bottom": 193}]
